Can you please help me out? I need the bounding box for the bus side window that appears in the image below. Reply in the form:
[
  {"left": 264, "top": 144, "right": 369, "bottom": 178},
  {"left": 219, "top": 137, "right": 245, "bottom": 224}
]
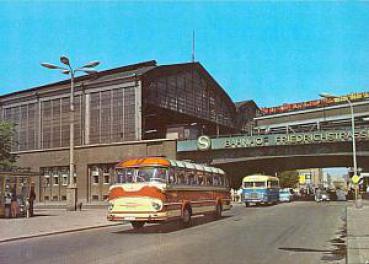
[
  {"left": 198, "top": 173, "right": 204, "bottom": 185},
  {"left": 219, "top": 174, "right": 224, "bottom": 186},
  {"left": 168, "top": 167, "right": 176, "bottom": 184},
  {"left": 188, "top": 173, "right": 195, "bottom": 185},
  {"left": 225, "top": 177, "right": 229, "bottom": 187},
  {"left": 193, "top": 172, "right": 199, "bottom": 185},
  {"left": 206, "top": 173, "right": 213, "bottom": 185},
  {"left": 176, "top": 169, "right": 185, "bottom": 184},
  {"left": 213, "top": 174, "right": 219, "bottom": 186}
]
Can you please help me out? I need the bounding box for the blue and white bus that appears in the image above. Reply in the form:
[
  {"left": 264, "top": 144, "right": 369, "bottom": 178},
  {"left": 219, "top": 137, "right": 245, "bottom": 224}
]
[{"left": 241, "top": 175, "right": 280, "bottom": 207}]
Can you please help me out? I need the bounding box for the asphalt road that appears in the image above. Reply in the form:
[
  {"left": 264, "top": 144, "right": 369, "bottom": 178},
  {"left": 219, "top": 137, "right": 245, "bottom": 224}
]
[{"left": 0, "top": 201, "right": 346, "bottom": 264}]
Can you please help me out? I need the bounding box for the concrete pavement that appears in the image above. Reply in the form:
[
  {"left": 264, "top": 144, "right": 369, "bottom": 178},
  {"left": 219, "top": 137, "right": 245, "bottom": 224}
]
[
  {"left": 0, "top": 209, "right": 122, "bottom": 243},
  {"left": 0, "top": 202, "right": 346, "bottom": 264},
  {"left": 3, "top": 201, "right": 369, "bottom": 263},
  {"left": 347, "top": 200, "right": 369, "bottom": 264}
]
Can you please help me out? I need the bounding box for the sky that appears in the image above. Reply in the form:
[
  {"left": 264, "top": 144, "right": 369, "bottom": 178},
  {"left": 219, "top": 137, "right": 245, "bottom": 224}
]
[{"left": 0, "top": 2, "right": 369, "bottom": 107}]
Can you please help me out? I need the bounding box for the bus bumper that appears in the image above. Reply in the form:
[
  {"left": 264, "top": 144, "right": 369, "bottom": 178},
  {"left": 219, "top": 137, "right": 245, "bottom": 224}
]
[
  {"left": 243, "top": 198, "right": 267, "bottom": 204},
  {"left": 107, "top": 211, "right": 168, "bottom": 222}
]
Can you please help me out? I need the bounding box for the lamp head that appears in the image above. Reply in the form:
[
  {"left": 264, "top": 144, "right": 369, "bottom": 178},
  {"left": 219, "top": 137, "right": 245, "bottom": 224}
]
[
  {"left": 41, "top": 63, "right": 63, "bottom": 70},
  {"left": 319, "top": 93, "right": 337, "bottom": 99},
  {"left": 82, "top": 61, "right": 100, "bottom": 68},
  {"left": 60, "top": 55, "right": 70, "bottom": 66}
]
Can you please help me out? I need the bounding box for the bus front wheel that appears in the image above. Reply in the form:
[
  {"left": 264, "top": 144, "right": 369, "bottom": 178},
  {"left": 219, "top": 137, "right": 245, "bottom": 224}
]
[
  {"left": 131, "top": 221, "right": 145, "bottom": 230},
  {"left": 245, "top": 202, "right": 250, "bottom": 207}
]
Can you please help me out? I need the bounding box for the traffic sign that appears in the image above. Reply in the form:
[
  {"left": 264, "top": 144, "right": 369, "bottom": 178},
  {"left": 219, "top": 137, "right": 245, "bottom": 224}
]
[{"left": 352, "top": 175, "right": 360, "bottom": 184}]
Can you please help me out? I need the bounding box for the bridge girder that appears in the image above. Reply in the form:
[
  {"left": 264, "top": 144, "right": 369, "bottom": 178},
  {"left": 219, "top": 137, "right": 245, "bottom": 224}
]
[{"left": 177, "top": 141, "right": 369, "bottom": 189}]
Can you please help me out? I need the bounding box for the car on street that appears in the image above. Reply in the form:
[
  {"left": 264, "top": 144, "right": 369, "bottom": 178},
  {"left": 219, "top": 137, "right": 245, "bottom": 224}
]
[
  {"left": 321, "top": 191, "right": 330, "bottom": 201},
  {"left": 279, "top": 188, "right": 293, "bottom": 202},
  {"left": 336, "top": 189, "right": 347, "bottom": 201},
  {"left": 316, "top": 190, "right": 330, "bottom": 202}
]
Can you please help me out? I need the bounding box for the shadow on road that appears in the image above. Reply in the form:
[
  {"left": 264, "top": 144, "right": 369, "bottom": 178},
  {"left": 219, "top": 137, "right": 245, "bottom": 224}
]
[
  {"left": 0, "top": 214, "right": 55, "bottom": 220},
  {"left": 113, "top": 215, "right": 231, "bottom": 234},
  {"left": 279, "top": 208, "right": 347, "bottom": 263}
]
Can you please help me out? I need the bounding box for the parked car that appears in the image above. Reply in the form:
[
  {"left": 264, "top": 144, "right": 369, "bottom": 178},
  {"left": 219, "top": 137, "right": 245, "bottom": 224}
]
[
  {"left": 316, "top": 190, "right": 330, "bottom": 202},
  {"left": 321, "top": 191, "right": 330, "bottom": 201},
  {"left": 279, "top": 188, "right": 293, "bottom": 202},
  {"left": 336, "top": 189, "right": 347, "bottom": 201}
]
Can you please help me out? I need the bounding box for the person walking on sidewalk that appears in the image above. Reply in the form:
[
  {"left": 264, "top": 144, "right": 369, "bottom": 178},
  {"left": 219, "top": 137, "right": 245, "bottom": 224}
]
[
  {"left": 10, "top": 187, "right": 18, "bottom": 218},
  {"left": 315, "top": 188, "right": 322, "bottom": 202},
  {"left": 4, "top": 193, "right": 11, "bottom": 218},
  {"left": 28, "top": 183, "right": 36, "bottom": 217}
]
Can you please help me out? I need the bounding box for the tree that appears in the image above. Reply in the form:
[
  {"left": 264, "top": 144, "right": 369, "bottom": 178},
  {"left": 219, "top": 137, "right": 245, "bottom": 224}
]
[
  {"left": 0, "top": 121, "right": 16, "bottom": 170},
  {"left": 279, "top": 170, "right": 299, "bottom": 188}
]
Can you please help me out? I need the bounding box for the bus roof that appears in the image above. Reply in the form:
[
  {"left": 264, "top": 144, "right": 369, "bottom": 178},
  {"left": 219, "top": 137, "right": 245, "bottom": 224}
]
[
  {"left": 242, "top": 174, "right": 279, "bottom": 182},
  {"left": 116, "top": 157, "right": 171, "bottom": 168},
  {"left": 116, "top": 157, "right": 225, "bottom": 174}
]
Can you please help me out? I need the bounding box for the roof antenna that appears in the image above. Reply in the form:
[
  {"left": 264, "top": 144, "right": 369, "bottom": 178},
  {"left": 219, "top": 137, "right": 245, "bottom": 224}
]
[{"left": 192, "top": 30, "right": 196, "bottom": 62}]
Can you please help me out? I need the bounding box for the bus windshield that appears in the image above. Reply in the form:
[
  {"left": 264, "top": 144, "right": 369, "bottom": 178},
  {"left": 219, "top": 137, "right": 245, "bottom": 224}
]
[
  {"left": 117, "top": 167, "right": 168, "bottom": 183},
  {"left": 244, "top": 181, "right": 266, "bottom": 188},
  {"left": 255, "top": 182, "right": 266, "bottom": 188},
  {"left": 137, "top": 167, "right": 167, "bottom": 183}
]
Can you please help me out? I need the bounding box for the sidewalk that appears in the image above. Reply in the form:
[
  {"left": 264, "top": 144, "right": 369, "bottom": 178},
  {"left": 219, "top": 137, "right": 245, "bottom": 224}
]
[
  {"left": 0, "top": 209, "right": 123, "bottom": 243},
  {"left": 347, "top": 200, "right": 369, "bottom": 264}
]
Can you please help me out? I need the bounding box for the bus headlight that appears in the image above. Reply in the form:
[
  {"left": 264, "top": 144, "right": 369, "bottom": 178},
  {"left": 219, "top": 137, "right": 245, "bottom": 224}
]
[
  {"left": 151, "top": 201, "right": 162, "bottom": 211},
  {"left": 108, "top": 202, "right": 114, "bottom": 211}
]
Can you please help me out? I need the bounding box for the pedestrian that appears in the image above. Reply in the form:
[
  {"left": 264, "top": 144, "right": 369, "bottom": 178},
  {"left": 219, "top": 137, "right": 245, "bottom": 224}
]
[
  {"left": 10, "top": 187, "right": 18, "bottom": 218},
  {"left": 4, "top": 193, "right": 11, "bottom": 218},
  {"left": 26, "top": 198, "right": 30, "bottom": 218},
  {"left": 28, "top": 183, "right": 36, "bottom": 217},
  {"left": 315, "top": 188, "right": 322, "bottom": 202}
]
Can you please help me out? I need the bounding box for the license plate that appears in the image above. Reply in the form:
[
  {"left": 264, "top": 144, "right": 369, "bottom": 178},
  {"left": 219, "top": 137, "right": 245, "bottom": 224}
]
[{"left": 124, "top": 216, "right": 136, "bottom": 221}]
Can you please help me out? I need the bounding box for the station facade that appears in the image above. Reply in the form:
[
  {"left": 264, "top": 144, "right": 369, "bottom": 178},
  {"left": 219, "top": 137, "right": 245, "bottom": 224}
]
[{"left": 0, "top": 60, "right": 237, "bottom": 204}]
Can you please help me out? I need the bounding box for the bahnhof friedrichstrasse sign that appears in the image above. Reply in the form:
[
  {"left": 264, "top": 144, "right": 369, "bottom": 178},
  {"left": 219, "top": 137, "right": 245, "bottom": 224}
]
[{"left": 177, "top": 129, "right": 369, "bottom": 152}]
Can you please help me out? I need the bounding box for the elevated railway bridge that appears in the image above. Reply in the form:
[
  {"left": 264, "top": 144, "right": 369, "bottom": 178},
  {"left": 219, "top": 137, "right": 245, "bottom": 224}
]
[{"left": 177, "top": 128, "right": 369, "bottom": 187}]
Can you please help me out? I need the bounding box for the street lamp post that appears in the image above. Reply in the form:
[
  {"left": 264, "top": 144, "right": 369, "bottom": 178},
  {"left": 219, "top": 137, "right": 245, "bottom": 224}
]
[
  {"left": 320, "top": 93, "right": 360, "bottom": 206},
  {"left": 41, "top": 56, "right": 100, "bottom": 211}
]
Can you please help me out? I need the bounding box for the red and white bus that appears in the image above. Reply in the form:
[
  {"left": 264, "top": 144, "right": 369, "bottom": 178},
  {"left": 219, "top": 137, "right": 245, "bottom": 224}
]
[{"left": 107, "top": 157, "right": 231, "bottom": 229}]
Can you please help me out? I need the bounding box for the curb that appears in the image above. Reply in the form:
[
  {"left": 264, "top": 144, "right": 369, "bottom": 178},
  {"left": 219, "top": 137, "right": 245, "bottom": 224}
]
[{"left": 0, "top": 222, "right": 127, "bottom": 244}]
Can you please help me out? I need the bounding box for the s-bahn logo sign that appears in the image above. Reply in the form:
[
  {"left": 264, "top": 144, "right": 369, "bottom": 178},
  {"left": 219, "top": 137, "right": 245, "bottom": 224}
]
[
  {"left": 177, "top": 129, "right": 369, "bottom": 152},
  {"left": 197, "top": 135, "right": 211, "bottom": 151}
]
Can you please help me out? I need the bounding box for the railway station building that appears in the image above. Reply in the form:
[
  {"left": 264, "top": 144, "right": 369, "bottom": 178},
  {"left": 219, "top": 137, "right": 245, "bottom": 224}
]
[{"left": 0, "top": 60, "right": 237, "bottom": 204}]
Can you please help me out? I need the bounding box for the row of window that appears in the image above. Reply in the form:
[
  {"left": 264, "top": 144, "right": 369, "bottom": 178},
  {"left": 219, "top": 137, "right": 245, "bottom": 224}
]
[
  {"left": 146, "top": 70, "right": 234, "bottom": 127},
  {"left": 44, "top": 195, "right": 67, "bottom": 201},
  {"left": 41, "top": 167, "right": 76, "bottom": 187},
  {"left": 43, "top": 175, "right": 77, "bottom": 186},
  {"left": 169, "top": 169, "right": 228, "bottom": 187},
  {"left": 243, "top": 181, "right": 279, "bottom": 188},
  {"left": 89, "top": 87, "right": 137, "bottom": 144},
  {"left": 1, "top": 86, "right": 138, "bottom": 151},
  {"left": 3, "top": 103, "right": 38, "bottom": 151},
  {"left": 117, "top": 167, "right": 229, "bottom": 187},
  {"left": 43, "top": 194, "right": 109, "bottom": 201}
]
